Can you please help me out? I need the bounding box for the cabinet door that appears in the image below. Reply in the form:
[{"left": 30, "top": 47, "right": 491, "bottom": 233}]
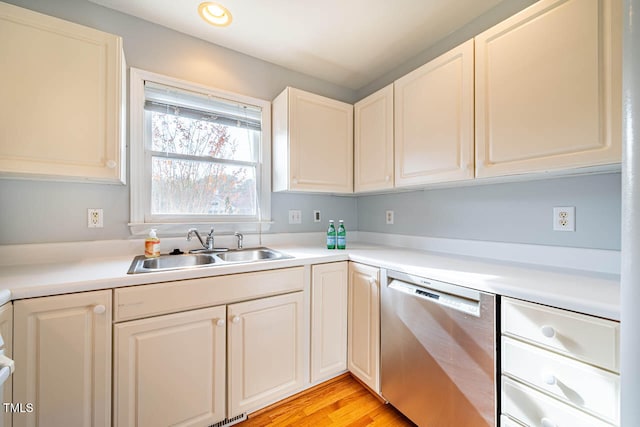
[
  {"left": 0, "top": 302, "right": 12, "bottom": 427},
  {"left": 13, "top": 290, "right": 112, "bottom": 427},
  {"left": 394, "top": 39, "right": 474, "bottom": 187},
  {"left": 475, "top": 0, "right": 621, "bottom": 177},
  {"left": 228, "top": 292, "right": 305, "bottom": 417},
  {"left": 0, "top": 2, "right": 125, "bottom": 183},
  {"left": 354, "top": 84, "right": 394, "bottom": 192},
  {"left": 273, "top": 87, "right": 353, "bottom": 193},
  {"left": 347, "top": 263, "right": 380, "bottom": 393},
  {"left": 114, "top": 305, "right": 226, "bottom": 427},
  {"left": 310, "top": 262, "right": 348, "bottom": 383}
]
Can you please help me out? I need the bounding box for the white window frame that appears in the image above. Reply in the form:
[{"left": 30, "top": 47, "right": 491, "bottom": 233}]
[{"left": 128, "top": 68, "right": 271, "bottom": 236}]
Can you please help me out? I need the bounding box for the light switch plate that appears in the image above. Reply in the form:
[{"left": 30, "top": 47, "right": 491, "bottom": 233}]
[{"left": 288, "top": 209, "right": 302, "bottom": 224}]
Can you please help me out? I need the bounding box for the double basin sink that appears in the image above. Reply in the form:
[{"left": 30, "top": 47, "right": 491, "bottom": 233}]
[{"left": 127, "top": 247, "right": 292, "bottom": 274}]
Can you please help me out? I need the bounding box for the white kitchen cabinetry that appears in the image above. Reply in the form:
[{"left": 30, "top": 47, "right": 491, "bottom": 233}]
[
  {"left": 228, "top": 292, "right": 306, "bottom": 417},
  {"left": 0, "top": 2, "right": 126, "bottom": 184},
  {"left": 354, "top": 84, "right": 394, "bottom": 192},
  {"left": 310, "top": 262, "right": 348, "bottom": 383},
  {"left": 475, "top": 0, "right": 621, "bottom": 178},
  {"left": 394, "top": 39, "right": 474, "bottom": 187},
  {"left": 114, "top": 306, "right": 226, "bottom": 427},
  {"left": 0, "top": 302, "right": 13, "bottom": 427},
  {"left": 13, "top": 290, "right": 112, "bottom": 427},
  {"left": 113, "top": 267, "right": 306, "bottom": 424},
  {"left": 272, "top": 87, "right": 353, "bottom": 193},
  {"left": 347, "top": 262, "right": 380, "bottom": 393},
  {"left": 501, "top": 297, "right": 620, "bottom": 426}
]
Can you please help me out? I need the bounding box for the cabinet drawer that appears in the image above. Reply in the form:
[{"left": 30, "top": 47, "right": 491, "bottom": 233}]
[
  {"left": 115, "top": 267, "right": 304, "bottom": 321},
  {"left": 502, "top": 337, "right": 619, "bottom": 424},
  {"left": 501, "top": 297, "right": 619, "bottom": 372},
  {"left": 502, "top": 376, "right": 613, "bottom": 427}
]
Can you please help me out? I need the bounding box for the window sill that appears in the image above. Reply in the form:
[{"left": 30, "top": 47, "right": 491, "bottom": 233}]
[{"left": 128, "top": 221, "right": 273, "bottom": 237}]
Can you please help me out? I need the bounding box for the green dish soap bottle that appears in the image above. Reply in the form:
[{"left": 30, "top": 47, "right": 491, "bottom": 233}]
[
  {"left": 337, "top": 220, "right": 346, "bottom": 250},
  {"left": 326, "top": 220, "right": 336, "bottom": 249}
]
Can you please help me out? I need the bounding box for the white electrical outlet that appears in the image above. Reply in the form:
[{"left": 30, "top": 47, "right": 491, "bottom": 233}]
[
  {"left": 88, "top": 208, "right": 103, "bottom": 228},
  {"left": 553, "top": 206, "right": 575, "bottom": 231},
  {"left": 386, "top": 210, "right": 394, "bottom": 225},
  {"left": 288, "top": 209, "right": 302, "bottom": 224},
  {"left": 313, "top": 210, "right": 321, "bottom": 223}
]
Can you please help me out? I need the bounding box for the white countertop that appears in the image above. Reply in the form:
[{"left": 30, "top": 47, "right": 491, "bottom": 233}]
[{"left": 0, "top": 243, "right": 620, "bottom": 320}]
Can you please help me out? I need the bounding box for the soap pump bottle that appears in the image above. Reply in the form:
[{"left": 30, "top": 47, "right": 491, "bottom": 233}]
[{"left": 145, "top": 229, "right": 160, "bottom": 258}]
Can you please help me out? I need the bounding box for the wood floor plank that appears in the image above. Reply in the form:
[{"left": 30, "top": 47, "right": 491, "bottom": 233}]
[{"left": 238, "top": 374, "right": 415, "bottom": 426}]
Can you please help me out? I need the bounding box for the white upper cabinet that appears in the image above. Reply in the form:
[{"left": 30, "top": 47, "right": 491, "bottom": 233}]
[
  {"left": 475, "top": 0, "right": 621, "bottom": 178},
  {"left": 0, "top": 2, "right": 126, "bottom": 184},
  {"left": 272, "top": 87, "right": 353, "bottom": 193},
  {"left": 394, "top": 39, "right": 475, "bottom": 187},
  {"left": 354, "top": 84, "right": 394, "bottom": 192}
]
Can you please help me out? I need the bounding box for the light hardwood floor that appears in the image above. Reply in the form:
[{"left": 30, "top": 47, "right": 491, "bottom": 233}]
[{"left": 238, "top": 374, "right": 416, "bottom": 426}]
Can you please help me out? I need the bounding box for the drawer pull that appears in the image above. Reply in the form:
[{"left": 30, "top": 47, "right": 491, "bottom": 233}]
[
  {"left": 541, "top": 325, "right": 556, "bottom": 338},
  {"left": 93, "top": 305, "right": 106, "bottom": 314},
  {"left": 541, "top": 417, "right": 557, "bottom": 427},
  {"left": 231, "top": 315, "right": 241, "bottom": 324},
  {"left": 543, "top": 373, "right": 557, "bottom": 386},
  {"left": 216, "top": 319, "right": 225, "bottom": 327}
]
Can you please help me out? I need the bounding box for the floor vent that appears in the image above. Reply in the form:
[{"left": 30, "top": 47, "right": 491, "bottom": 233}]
[{"left": 209, "top": 413, "right": 247, "bottom": 427}]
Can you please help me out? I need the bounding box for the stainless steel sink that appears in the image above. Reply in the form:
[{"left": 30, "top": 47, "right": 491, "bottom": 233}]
[
  {"left": 127, "top": 247, "right": 292, "bottom": 274},
  {"left": 215, "top": 247, "right": 289, "bottom": 263},
  {"left": 128, "top": 253, "right": 218, "bottom": 274}
]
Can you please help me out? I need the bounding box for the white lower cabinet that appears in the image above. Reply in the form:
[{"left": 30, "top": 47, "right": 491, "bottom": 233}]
[
  {"left": 0, "top": 302, "right": 13, "bottom": 427},
  {"left": 114, "top": 306, "right": 227, "bottom": 427},
  {"left": 113, "top": 267, "right": 306, "bottom": 426},
  {"left": 310, "top": 262, "right": 348, "bottom": 383},
  {"left": 13, "top": 290, "right": 112, "bottom": 427},
  {"left": 228, "top": 291, "right": 306, "bottom": 418},
  {"left": 347, "top": 262, "right": 380, "bottom": 393},
  {"left": 501, "top": 297, "right": 620, "bottom": 426}
]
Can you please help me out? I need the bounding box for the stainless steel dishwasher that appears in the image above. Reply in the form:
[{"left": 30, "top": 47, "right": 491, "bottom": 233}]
[{"left": 380, "top": 269, "right": 497, "bottom": 427}]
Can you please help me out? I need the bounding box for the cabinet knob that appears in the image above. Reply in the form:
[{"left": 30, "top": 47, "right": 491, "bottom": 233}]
[
  {"left": 385, "top": 175, "right": 390, "bottom": 182},
  {"left": 231, "top": 315, "right": 241, "bottom": 324},
  {"left": 543, "top": 373, "right": 557, "bottom": 386},
  {"left": 93, "top": 305, "right": 106, "bottom": 314},
  {"left": 541, "top": 417, "right": 557, "bottom": 427},
  {"left": 292, "top": 178, "right": 298, "bottom": 185},
  {"left": 541, "top": 325, "right": 556, "bottom": 338},
  {"left": 216, "top": 319, "right": 225, "bottom": 327},
  {"left": 106, "top": 160, "right": 117, "bottom": 169},
  {"left": 368, "top": 277, "right": 376, "bottom": 285}
]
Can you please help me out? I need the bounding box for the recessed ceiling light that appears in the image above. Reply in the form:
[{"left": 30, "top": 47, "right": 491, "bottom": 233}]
[{"left": 198, "top": 2, "right": 232, "bottom": 27}]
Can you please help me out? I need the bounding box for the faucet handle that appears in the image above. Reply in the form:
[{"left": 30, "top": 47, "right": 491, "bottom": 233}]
[{"left": 207, "top": 227, "right": 215, "bottom": 236}]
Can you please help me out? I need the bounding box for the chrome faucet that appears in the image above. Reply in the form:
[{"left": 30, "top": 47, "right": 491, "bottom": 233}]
[
  {"left": 187, "top": 227, "right": 215, "bottom": 251},
  {"left": 234, "top": 232, "right": 244, "bottom": 249}
]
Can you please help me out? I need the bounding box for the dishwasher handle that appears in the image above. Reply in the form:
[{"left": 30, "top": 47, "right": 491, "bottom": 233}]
[{"left": 388, "top": 279, "right": 481, "bottom": 317}]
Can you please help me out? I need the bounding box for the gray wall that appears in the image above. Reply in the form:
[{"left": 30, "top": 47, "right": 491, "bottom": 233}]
[
  {"left": 0, "top": 0, "right": 623, "bottom": 251},
  {"left": 0, "top": 0, "right": 358, "bottom": 245},
  {"left": 357, "top": 173, "right": 622, "bottom": 251}
]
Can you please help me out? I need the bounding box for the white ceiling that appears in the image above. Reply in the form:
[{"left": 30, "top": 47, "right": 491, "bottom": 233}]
[{"left": 88, "top": 0, "right": 505, "bottom": 90}]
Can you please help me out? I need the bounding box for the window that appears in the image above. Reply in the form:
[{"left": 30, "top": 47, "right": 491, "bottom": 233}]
[{"left": 129, "top": 69, "right": 271, "bottom": 235}]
